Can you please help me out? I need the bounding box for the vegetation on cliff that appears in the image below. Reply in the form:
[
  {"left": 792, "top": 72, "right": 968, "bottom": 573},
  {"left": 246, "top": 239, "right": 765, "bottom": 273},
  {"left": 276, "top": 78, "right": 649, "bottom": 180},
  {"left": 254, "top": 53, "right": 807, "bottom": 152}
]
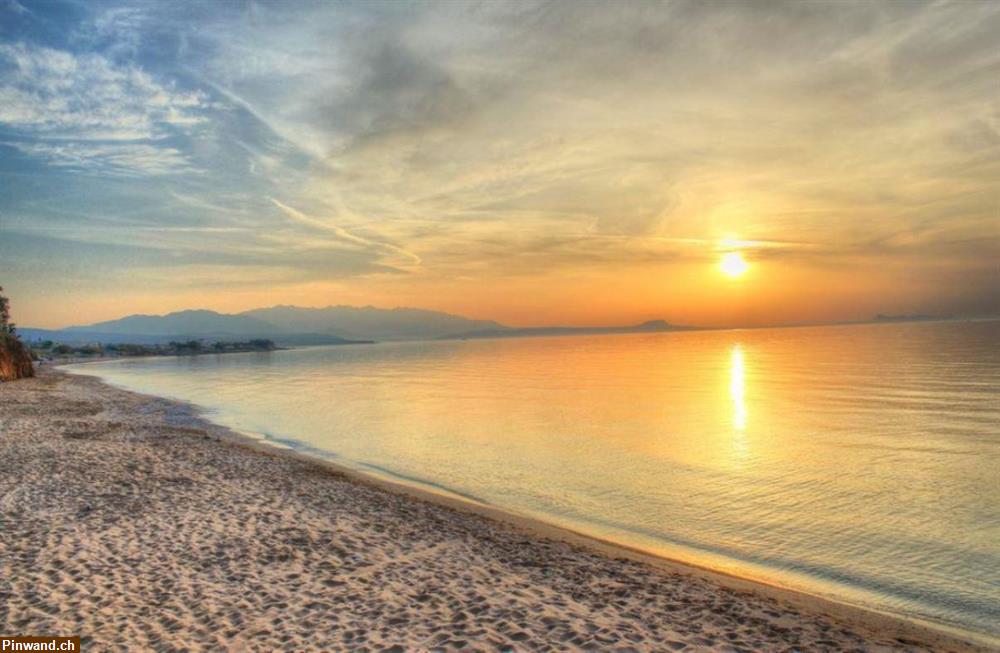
[{"left": 0, "top": 286, "right": 35, "bottom": 381}]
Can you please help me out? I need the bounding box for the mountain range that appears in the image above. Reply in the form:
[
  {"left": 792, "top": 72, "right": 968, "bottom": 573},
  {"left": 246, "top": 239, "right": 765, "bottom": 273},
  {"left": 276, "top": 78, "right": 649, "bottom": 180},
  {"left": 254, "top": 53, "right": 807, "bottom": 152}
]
[{"left": 20, "top": 306, "right": 688, "bottom": 345}]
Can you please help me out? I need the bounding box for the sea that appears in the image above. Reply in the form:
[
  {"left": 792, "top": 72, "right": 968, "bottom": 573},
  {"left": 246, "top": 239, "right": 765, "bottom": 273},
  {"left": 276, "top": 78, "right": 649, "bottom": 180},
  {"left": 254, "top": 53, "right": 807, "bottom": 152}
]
[{"left": 73, "top": 319, "right": 1000, "bottom": 641}]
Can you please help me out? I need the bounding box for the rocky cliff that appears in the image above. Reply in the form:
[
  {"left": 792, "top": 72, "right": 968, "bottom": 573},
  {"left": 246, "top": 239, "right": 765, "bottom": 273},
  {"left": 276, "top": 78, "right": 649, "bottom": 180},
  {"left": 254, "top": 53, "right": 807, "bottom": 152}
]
[{"left": 0, "top": 334, "right": 35, "bottom": 381}]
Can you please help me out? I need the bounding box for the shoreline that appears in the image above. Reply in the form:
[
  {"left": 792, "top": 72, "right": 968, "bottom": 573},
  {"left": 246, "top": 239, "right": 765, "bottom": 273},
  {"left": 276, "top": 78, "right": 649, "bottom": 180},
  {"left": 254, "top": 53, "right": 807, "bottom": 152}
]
[
  {"left": 221, "top": 435, "right": 992, "bottom": 652},
  {"left": 50, "top": 364, "right": 1000, "bottom": 650},
  {"left": 221, "top": 450, "right": 993, "bottom": 652},
  {"left": 4, "top": 366, "right": 993, "bottom": 651}
]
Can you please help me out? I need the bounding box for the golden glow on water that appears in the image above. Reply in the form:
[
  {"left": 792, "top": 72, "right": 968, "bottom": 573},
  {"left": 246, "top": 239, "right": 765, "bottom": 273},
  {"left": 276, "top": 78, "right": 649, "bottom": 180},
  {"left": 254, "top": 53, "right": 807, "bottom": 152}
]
[
  {"left": 728, "top": 344, "right": 750, "bottom": 465},
  {"left": 730, "top": 345, "right": 747, "bottom": 432}
]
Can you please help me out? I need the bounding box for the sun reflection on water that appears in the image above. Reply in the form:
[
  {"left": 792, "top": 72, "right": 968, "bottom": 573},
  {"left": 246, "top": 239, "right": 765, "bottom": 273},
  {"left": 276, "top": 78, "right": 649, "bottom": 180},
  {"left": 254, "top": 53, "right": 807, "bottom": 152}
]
[{"left": 730, "top": 345, "right": 747, "bottom": 431}]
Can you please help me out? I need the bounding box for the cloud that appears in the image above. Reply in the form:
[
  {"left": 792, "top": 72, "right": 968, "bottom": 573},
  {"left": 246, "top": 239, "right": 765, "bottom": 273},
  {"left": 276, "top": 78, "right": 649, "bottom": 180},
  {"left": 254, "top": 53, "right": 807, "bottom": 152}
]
[
  {"left": 199, "top": 0, "right": 999, "bottom": 252},
  {"left": 2, "top": 0, "right": 28, "bottom": 15},
  {"left": 0, "top": 41, "right": 206, "bottom": 174},
  {"left": 4, "top": 141, "right": 194, "bottom": 176},
  {"left": 76, "top": 6, "right": 146, "bottom": 58},
  {"left": 270, "top": 198, "right": 422, "bottom": 268},
  {"left": 0, "top": 42, "right": 205, "bottom": 139},
  {"left": 154, "top": 0, "right": 991, "bottom": 298}
]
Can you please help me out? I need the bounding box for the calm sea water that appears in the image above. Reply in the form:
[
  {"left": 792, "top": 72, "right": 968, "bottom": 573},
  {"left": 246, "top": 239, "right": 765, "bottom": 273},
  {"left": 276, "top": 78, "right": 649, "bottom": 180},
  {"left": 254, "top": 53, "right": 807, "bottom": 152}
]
[{"left": 75, "top": 320, "right": 1000, "bottom": 640}]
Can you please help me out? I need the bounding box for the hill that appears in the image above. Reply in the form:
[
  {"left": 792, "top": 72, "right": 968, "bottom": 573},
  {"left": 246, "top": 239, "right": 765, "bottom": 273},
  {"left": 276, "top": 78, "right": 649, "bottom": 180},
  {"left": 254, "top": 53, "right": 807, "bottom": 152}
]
[
  {"left": 23, "top": 306, "right": 695, "bottom": 346},
  {"left": 23, "top": 305, "right": 509, "bottom": 345},
  {"left": 242, "top": 305, "right": 508, "bottom": 342},
  {"left": 65, "top": 309, "right": 278, "bottom": 338}
]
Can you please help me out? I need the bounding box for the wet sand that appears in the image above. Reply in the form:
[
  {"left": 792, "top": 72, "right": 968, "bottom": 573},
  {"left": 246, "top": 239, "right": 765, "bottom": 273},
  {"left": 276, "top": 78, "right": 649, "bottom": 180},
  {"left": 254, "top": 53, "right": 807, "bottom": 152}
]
[{"left": 0, "top": 368, "right": 987, "bottom": 651}]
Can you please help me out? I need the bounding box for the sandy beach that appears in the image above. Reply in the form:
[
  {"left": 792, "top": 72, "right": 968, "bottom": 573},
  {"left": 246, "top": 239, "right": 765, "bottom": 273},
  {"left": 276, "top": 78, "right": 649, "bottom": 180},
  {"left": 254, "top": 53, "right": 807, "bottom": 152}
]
[{"left": 0, "top": 368, "right": 987, "bottom": 652}]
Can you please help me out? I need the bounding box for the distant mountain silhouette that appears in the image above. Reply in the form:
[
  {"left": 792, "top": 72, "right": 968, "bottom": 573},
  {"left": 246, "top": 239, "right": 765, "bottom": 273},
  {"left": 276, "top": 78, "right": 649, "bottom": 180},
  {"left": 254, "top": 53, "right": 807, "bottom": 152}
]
[
  {"left": 22, "top": 306, "right": 695, "bottom": 345},
  {"left": 242, "top": 305, "right": 508, "bottom": 342},
  {"left": 22, "top": 305, "right": 508, "bottom": 345},
  {"left": 443, "top": 319, "right": 696, "bottom": 340},
  {"left": 65, "top": 309, "right": 277, "bottom": 338}
]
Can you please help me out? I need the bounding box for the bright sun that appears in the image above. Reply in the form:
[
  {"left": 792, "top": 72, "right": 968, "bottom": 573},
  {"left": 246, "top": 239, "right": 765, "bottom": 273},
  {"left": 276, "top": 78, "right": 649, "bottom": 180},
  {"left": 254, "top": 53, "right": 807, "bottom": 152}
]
[{"left": 720, "top": 252, "right": 749, "bottom": 278}]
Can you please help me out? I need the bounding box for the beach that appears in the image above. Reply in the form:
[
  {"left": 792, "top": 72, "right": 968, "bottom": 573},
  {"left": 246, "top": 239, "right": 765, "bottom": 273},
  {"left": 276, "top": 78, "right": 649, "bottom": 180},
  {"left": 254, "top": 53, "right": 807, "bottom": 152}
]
[{"left": 0, "top": 368, "right": 986, "bottom": 652}]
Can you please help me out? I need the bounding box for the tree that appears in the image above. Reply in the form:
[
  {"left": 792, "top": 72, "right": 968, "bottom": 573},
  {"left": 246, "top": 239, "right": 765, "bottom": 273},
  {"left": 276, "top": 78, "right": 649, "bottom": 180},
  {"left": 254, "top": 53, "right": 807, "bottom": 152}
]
[{"left": 0, "top": 286, "right": 13, "bottom": 336}]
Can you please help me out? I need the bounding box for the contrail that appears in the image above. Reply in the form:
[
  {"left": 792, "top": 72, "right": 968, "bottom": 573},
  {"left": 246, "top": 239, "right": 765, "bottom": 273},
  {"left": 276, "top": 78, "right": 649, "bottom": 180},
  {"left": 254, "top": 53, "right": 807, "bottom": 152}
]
[{"left": 270, "top": 198, "right": 421, "bottom": 267}]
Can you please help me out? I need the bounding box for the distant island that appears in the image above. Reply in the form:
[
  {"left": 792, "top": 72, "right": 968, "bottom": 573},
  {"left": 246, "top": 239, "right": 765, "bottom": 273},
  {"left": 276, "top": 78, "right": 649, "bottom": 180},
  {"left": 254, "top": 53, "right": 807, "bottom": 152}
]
[
  {"left": 442, "top": 319, "right": 698, "bottom": 340},
  {"left": 872, "top": 313, "right": 946, "bottom": 323}
]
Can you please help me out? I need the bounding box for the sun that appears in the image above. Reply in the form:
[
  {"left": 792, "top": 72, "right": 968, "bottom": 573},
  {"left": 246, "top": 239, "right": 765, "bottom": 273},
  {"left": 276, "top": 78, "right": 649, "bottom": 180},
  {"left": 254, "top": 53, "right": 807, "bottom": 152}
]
[{"left": 720, "top": 252, "right": 749, "bottom": 278}]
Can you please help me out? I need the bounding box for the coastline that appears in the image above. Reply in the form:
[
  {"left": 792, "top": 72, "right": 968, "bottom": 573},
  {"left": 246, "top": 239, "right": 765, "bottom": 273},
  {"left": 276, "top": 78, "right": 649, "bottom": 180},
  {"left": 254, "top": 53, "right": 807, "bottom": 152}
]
[
  {"left": 2, "top": 366, "right": 992, "bottom": 651},
  {"left": 224, "top": 441, "right": 994, "bottom": 652}
]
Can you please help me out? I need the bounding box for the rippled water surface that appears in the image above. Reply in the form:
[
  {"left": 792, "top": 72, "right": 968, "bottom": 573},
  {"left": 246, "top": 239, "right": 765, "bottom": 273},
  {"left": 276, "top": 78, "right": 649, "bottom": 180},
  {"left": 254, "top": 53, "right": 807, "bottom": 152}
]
[{"left": 76, "top": 320, "right": 1000, "bottom": 640}]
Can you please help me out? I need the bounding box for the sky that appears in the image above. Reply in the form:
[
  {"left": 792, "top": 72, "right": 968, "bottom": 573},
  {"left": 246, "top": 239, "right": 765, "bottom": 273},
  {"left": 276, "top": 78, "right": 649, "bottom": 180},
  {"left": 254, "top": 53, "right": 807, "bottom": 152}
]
[{"left": 1, "top": 0, "right": 997, "bottom": 329}]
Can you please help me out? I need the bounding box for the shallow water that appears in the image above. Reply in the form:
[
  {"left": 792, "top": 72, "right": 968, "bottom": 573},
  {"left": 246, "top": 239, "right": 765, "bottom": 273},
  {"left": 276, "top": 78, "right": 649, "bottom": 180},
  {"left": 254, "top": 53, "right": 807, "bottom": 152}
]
[{"left": 76, "top": 320, "right": 1000, "bottom": 640}]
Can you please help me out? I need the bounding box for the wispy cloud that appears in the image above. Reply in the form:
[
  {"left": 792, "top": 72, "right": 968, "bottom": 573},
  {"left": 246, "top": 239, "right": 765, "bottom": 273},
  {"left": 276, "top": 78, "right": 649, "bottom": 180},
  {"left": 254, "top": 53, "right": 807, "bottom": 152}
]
[
  {"left": 1, "top": 0, "right": 28, "bottom": 16},
  {"left": 0, "top": 41, "right": 205, "bottom": 174},
  {"left": 270, "top": 198, "right": 422, "bottom": 268},
  {"left": 6, "top": 141, "right": 194, "bottom": 176},
  {"left": 0, "top": 42, "right": 205, "bottom": 139},
  {"left": 74, "top": 6, "right": 146, "bottom": 58}
]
